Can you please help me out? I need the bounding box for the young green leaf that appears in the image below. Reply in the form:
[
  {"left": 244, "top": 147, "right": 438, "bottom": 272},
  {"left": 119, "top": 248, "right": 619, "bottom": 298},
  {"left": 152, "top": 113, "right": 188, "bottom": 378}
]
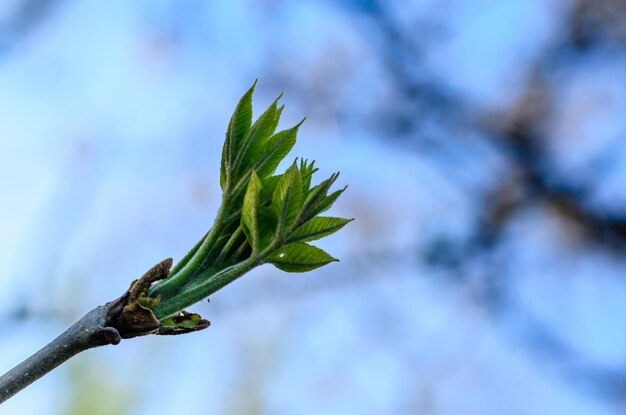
[
  {"left": 254, "top": 120, "right": 303, "bottom": 179},
  {"left": 298, "top": 172, "right": 339, "bottom": 223},
  {"left": 313, "top": 185, "right": 347, "bottom": 216},
  {"left": 148, "top": 84, "right": 351, "bottom": 331},
  {"left": 260, "top": 174, "right": 282, "bottom": 203},
  {"left": 272, "top": 163, "right": 303, "bottom": 236},
  {"left": 269, "top": 104, "right": 284, "bottom": 138},
  {"left": 235, "top": 95, "right": 281, "bottom": 176},
  {"left": 289, "top": 217, "right": 353, "bottom": 243},
  {"left": 222, "top": 81, "right": 256, "bottom": 189},
  {"left": 300, "top": 159, "right": 319, "bottom": 193},
  {"left": 242, "top": 171, "right": 262, "bottom": 253},
  {"left": 220, "top": 138, "right": 229, "bottom": 190},
  {"left": 258, "top": 207, "right": 277, "bottom": 251},
  {"left": 269, "top": 242, "right": 338, "bottom": 272},
  {"left": 230, "top": 82, "right": 256, "bottom": 143}
]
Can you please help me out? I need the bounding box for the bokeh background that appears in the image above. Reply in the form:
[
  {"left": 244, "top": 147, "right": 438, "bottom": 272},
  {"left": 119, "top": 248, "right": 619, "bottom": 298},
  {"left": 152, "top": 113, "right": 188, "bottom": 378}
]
[{"left": 1, "top": 0, "right": 625, "bottom": 414}]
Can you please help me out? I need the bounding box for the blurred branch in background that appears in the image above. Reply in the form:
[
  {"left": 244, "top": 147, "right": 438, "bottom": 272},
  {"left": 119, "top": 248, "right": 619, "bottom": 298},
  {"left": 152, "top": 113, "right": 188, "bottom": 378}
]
[
  {"left": 0, "top": 0, "right": 60, "bottom": 58},
  {"left": 313, "top": 0, "right": 626, "bottom": 406}
]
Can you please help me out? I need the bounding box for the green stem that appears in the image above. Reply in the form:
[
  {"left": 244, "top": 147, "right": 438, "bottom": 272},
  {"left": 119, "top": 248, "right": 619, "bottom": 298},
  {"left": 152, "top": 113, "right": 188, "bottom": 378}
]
[
  {"left": 169, "top": 231, "right": 208, "bottom": 276},
  {"left": 152, "top": 258, "right": 259, "bottom": 319},
  {"left": 149, "top": 199, "right": 228, "bottom": 299},
  {"left": 214, "top": 225, "right": 244, "bottom": 264},
  {"left": 231, "top": 238, "right": 250, "bottom": 262}
]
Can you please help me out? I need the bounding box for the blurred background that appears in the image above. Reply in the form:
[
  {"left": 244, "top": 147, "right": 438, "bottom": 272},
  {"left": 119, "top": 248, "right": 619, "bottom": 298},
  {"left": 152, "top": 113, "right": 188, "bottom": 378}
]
[{"left": 0, "top": 0, "right": 625, "bottom": 414}]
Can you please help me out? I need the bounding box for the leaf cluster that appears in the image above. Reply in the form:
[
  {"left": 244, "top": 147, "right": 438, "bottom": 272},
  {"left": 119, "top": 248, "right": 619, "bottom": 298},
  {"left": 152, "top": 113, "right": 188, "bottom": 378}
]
[{"left": 148, "top": 82, "right": 351, "bottom": 319}]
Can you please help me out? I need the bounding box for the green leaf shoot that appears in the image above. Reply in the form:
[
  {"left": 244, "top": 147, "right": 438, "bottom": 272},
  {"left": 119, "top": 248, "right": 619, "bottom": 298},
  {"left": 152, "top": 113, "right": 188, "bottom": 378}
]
[{"left": 148, "top": 82, "right": 351, "bottom": 321}]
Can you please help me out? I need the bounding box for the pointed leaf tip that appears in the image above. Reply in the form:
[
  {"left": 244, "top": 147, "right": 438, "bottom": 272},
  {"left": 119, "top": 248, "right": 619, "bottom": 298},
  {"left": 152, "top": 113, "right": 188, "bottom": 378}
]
[{"left": 222, "top": 85, "right": 259, "bottom": 190}]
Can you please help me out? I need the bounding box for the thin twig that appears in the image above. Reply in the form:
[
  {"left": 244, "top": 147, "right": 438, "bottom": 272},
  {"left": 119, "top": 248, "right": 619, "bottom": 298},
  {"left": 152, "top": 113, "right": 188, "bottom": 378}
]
[{"left": 0, "top": 305, "right": 120, "bottom": 404}]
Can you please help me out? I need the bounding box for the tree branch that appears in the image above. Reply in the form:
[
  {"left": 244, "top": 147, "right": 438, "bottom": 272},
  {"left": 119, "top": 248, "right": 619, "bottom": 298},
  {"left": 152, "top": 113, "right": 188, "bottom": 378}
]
[
  {"left": 0, "top": 258, "right": 210, "bottom": 404},
  {"left": 0, "top": 305, "right": 121, "bottom": 404}
]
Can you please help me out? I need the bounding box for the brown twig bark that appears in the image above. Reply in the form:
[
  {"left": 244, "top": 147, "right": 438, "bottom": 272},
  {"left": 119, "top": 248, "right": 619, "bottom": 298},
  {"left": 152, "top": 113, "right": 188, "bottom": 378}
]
[
  {"left": 0, "top": 305, "right": 120, "bottom": 404},
  {"left": 0, "top": 258, "right": 209, "bottom": 404}
]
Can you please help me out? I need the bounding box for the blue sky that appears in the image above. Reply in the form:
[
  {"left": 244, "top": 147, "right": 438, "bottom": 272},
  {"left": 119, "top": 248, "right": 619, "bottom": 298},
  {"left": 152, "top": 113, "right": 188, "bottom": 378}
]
[{"left": 0, "top": 1, "right": 625, "bottom": 414}]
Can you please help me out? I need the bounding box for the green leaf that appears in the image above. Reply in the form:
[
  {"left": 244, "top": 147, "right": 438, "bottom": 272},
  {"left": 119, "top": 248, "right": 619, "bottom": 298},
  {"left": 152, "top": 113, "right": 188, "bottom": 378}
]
[
  {"left": 289, "top": 216, "right": 352, "bottom": 243},
  {"left": 242, "top": 171, "right": 262, "bottom": 253},
  {"left": 260, "top": 174, "right": 282, "bottom": 204},
  {"left": 272, "top": 163, "right": 303, "bottom": 236},
  {"left": 269, "top": 104, "right": 284, "bottom": 141},
  {"left": 300, "top": 159, "right": 319, "bottom": 193},
  {"left": 254, "top": 120, "right": 303, "bottom": 178},
  {"left": 314, "top": 186, "right": 347, "bottom": 216},
  {"left": 235, "top": 95, "right": 281, "bottom": 175},
  {"left": 220, "top": 138, "right": 229, "bottom": 190},
  {"left": 298, "top": 172, "right": 339, "bottom": 222},
  {"left": 269, "top": 242, "right": 338, "bottom": 273},
  {"left": 258, "top": 207, "right": 277, "bottom": 251},
  {"left": 222, "top": 81, "right": 256, "bottom": 189}
]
